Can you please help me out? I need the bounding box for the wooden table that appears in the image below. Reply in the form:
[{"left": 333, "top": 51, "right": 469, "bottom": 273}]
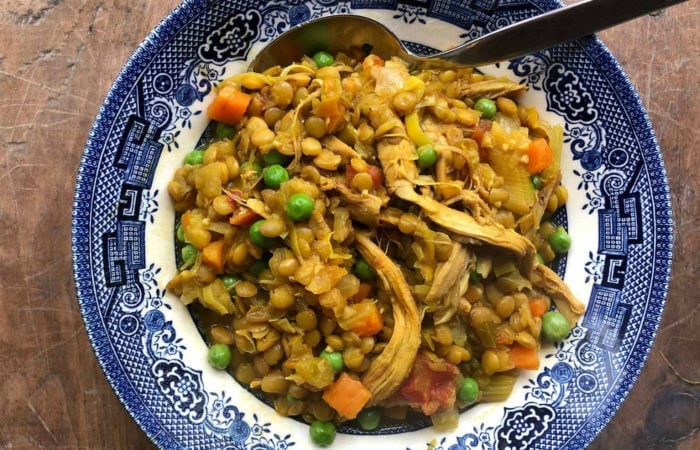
[{"left": 1, "top": 1, "right": 697, "bottom": 448}]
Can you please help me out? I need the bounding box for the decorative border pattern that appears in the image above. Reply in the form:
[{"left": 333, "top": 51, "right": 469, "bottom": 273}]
[{"left": 72, "top": 0, "right": 673, "bottom": 448}]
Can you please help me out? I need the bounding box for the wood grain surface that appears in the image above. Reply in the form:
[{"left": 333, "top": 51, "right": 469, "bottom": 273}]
[{"left": 0, "top": 1, "right": 697, "bottom": 448}]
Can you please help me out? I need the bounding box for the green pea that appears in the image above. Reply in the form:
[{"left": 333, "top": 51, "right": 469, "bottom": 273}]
[
  {"left": 469, "top": 269, "right": 482, "bottom": 284},
  {"left": 353, "top": 258, "right": 376, "bottom": 282},
  {"left": 207, "top": 343, "right": 232, "bottom": 370},
  {"left": 263, "top": 164, "right": 289, "bottom": 189},
  {"left": 357, "top": 407, "right": 381, "bottom": 431},
  {"left": 241, "top": 161, "right": 263, "bottom": 176},
  {"left": 309, "top": 420, "right": 336, "bottom": 447},
  {"left": 536, "top": 253, "right": 545, "bottom": 264},
  {"left": 262, "top": 149, "right": 292, "bottom": 167},
  {"left": 176, "top": 222, "right": 186, "bottom": 243},
  {"left": 249, "top": 220, "right": 277, "bottom": 249},
  {"left": 286, "top": 193, "right": 315, "bottom": 222},
  {"left": 531, "top": 174, "right": 543, "bottom": 190},
  {"left": 221, "top": 274, "right": 240, "bottom": 291},
  {"left": 474, "top": 98, "right": 497, "bottom": 119},
  {"left": 458, "top": 377, "right": 479, "bottom": 403},
  {"left": 416, "top": 144, "right": 438, "bottom": 169},
  {"left": 250, "top": 259, "right": 268, "bottom": 277},
  {"left": 214, "top": 121, "right": 237, "bottom": 139},
  {"left": 184, "top": 149, "right": 205, "bottom": 165},
  {"left": 312, "top": 51, "right": 335, "bottom": 68},
  {"left": 549, "top": 226, "right": 572, "bottom": 253},
  {"left": 320, "top": 350, "right": 344, "bottom": 372},
  {"left": 542, "top": 311, "right": 572, "bottom": 342},
  {"left": 181, "top": 244, "right": 197, "bottom": 264}
]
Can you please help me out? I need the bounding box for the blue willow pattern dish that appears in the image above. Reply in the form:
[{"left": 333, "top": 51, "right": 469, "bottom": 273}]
[{"left": 71, "top": 0, "right": 673, "bottom": 448}]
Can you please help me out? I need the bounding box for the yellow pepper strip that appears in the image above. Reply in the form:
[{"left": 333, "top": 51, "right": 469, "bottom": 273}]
[
  {"left": 405, "top": 110, "right": 432, "bottom": 147},
  {"left": 403, "top": 75, "right": 425, "bottom": 101}
]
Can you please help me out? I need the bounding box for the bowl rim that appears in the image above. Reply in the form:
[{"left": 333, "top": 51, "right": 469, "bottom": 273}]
[{"left": 71, "top": 0, "right": 674, "bottom": 448}]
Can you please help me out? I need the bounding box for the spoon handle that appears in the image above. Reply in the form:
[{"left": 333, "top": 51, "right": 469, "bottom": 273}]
[{"left": 439, "top": 0, "right": 688, "bottom": 66}]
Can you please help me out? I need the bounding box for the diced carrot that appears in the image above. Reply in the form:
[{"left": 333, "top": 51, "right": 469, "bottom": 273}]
[
  {"left": 322, "top": 372, "right": 371, "bottom": 419},
  {"left": 342, "top": 301, "right": 383, "bottom": 337},
  {"left": 201, "top": 239, "right": 225, "bottom": 274},
  {"left": 525, "top": 138, "right": 553, "bottom": 174},
  {"left": 508, "top": 343, "right": 540, "bottom": 370},
  {"left": 229, "top": 208, "right": 261, "bottom": 227},
  {"left": 207, "top": 85, "right": 251, "bottom": 126},
  {"left": 529, "top": 296, "right": 550, "bottom": 318}
]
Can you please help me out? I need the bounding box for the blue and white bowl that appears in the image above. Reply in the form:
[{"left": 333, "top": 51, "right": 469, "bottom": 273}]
[{"left": 71, "top": 1, "right": 673, "bottom": 448}]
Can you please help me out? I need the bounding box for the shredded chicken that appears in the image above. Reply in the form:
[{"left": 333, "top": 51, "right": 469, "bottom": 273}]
[
  {"left": 320, "top": 176, "right": 384, "bottom": 225},
  {"left": 394, "top": 181, "right": 537, "bottom": 268},
  {"left": 533, "top": 264, "right": 586, "bottom": 325},
  {"left": 425, "top": 242, "right": 470, "bottom": 324},
  {"left": 321, "top": 135, "right": 363, "bottom": 160},
  {"left": 459, "top": 79, "right": 527, "bottom": 99},
  {"left": 527, "top": 171, "right": 562, "bottom": 230},
  {"left": 355, "top": 233, "right": 421, "bottom": 404}
]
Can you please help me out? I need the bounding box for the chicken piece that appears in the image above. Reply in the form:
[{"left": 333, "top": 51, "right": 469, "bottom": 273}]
[
  {"left": 320, "top": 176, "right": 384, "bottom": 225},
  {"left": 459, "top": 79, "right": 527, "bottom": 99},
  {"left": 424, "top": 242, "right": 470, "bottom": 324},
  {"left": 369, "top": 107, "right": 419, "bottom": 190},
  {"left": 443, "top": 189, "right": 493, "bottom": 224},
  {"left": 394, "top": 180, "right": 537, "bottom": 274},
  {"left": 533, "top": 264, "right": 586, "bottom": 325},
  {"left": 520, "top": 171, "right": 562, "bottom": 231},
  {"left": 355, "top": 233, "right": 421, "bottom": 404},
  {"left": 321, "top": 135, "right": 362, "bottom": 160}
]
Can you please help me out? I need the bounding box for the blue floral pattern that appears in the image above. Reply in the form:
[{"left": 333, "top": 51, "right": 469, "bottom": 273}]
[{"left": 72, "top": 0, "right": 673, "bottom": 449}]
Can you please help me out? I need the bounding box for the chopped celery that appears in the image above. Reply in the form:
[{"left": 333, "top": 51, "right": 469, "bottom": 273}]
[
  {"left": 476, "top": 320, "right": 498, "bottom": 348},
  {"left": 493, "top": 260, "right": 518, "bottom": 277},
  {"left": 487, "top": 122, "right": 536, "bottom": 215},
  {"left": 480, "top": 374, "right": 517, "bottom": 402}
]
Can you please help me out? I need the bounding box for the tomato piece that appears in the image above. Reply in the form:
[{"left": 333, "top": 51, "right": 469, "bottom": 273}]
[
  {"left": 366, "top": 165, "right": 384, "bottom": 190},
  {"left": 346, "top": 164, "right": 383, "bottom": 190},
  {"left": 398, "top": 354, "right": 458, "bottom": 416}
]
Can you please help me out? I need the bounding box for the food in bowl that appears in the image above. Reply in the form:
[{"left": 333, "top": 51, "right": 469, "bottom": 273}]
[{"left": 166, "top": 49, "right": 584, "bottom": 444}]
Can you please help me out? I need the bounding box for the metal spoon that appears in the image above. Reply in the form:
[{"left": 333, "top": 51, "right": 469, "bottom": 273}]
[{"left": 249, "top": 0, "right": 686, "bottom": 72}]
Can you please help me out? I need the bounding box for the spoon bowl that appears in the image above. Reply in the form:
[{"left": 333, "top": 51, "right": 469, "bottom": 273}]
[{"left": 249, "top": 0, "right": 687, "bottom": 72}]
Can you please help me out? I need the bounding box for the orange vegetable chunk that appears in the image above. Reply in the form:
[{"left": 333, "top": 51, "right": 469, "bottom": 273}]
[
  {"left": 229, "top": 208, "right": 261, "bottom": 227},
  {"left": 525, "top": 137, "right": 553, "bottom": 174},
  {"left": 341, "top": 301, "right": 384, "bottom": 337},
  {"left": 529, "top": 296, "right": 549, "bottom": 318},
  {"left": 201, "top": 239, "right": 225, "bottom": 274},
  {"left": 508, "top": 343, "right": 540, "bottom": 370},
  {"left": 207, "top": 85, "right": 251, "bottom": 126},
  {"left": 322, "top": 372, "right": 371, "bottom": 419}
]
